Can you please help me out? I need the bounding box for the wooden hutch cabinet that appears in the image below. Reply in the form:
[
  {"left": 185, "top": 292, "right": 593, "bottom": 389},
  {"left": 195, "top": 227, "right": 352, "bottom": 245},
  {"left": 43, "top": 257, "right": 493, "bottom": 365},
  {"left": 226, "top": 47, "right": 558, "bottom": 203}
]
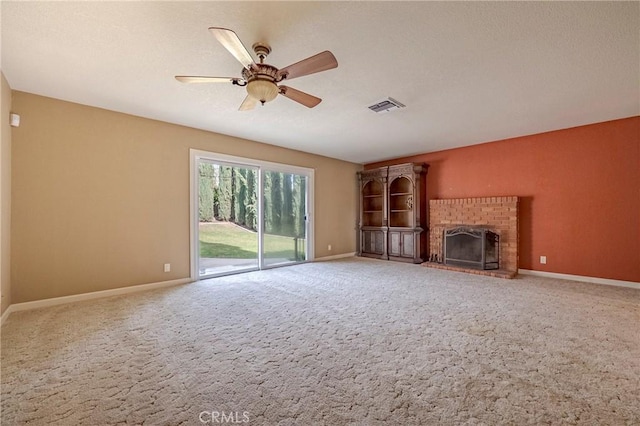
[{"left": 357, "top": 163, "right": 428, "bottom": 263}]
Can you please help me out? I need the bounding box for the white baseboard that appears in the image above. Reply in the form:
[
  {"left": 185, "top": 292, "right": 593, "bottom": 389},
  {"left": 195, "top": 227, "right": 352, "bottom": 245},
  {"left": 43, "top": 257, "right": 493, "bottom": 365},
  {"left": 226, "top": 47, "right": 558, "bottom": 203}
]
[
  {"left": 1, "top": 304, "right": 13, "bottom": 326},
  {"left": 1, "top": 277, "right": 192, "bottom": 325},
  {"left": 315, "top": 252, "right": 356, "bottom": 262},
  {"left": 518, "top": 269, "right": 640, "bottom": 290}
]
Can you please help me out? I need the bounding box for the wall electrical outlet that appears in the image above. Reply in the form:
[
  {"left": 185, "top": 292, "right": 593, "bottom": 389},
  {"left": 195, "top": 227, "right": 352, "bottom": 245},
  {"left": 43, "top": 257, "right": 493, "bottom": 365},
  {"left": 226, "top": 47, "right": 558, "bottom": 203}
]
[
  {"left": 164, "top": 263, "right": 171, "bottom": 272},
  {"left": 328, "top": 244, "right": 332, "bottom": 251},
  {"left": 540, "top": 256, "right": 547, "bottom": 264}
]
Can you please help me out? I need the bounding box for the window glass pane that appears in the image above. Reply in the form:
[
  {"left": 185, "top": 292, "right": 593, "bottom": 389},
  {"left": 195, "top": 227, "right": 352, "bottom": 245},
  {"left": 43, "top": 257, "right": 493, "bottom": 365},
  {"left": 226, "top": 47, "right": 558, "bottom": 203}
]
[
  {"left": 199, "top": 162, "right": 258, "bottom": 276},
  {"left": 263, "top": 171, "right": 307, "bottom": 267}
]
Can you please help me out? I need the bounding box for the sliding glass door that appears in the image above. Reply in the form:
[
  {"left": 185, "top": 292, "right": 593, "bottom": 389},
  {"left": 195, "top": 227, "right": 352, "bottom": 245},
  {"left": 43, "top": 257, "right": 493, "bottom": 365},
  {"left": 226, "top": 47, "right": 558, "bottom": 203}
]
[
  {"left": 262, "top": 170, "right": 307, "bottom": 267},
  {"left": 192, "top": 150, "right": 313, "bottom": 279},
  {"left": 197, "top": 161, "right": 259, "bottom": 277}
]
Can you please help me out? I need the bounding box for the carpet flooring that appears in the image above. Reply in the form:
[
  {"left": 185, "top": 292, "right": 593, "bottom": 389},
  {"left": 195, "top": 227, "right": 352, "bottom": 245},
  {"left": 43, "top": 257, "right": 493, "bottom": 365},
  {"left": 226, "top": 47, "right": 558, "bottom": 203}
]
[{"left": 2, "top": 258, "right": 639, "bottom": 425}]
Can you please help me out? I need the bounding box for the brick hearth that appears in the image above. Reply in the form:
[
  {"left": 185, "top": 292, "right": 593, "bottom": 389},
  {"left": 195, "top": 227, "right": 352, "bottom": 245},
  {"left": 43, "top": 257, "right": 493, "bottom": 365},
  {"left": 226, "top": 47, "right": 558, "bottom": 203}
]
[{"left": 424, "top": 196, "right": 519, "bottom": 276}]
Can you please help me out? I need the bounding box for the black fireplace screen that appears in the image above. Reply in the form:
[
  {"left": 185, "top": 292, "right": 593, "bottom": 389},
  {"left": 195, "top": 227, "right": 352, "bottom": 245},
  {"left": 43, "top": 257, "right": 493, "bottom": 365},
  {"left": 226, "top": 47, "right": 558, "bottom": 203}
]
[{"left": 444, "top": 227, "right": 499, "bottom": 270}]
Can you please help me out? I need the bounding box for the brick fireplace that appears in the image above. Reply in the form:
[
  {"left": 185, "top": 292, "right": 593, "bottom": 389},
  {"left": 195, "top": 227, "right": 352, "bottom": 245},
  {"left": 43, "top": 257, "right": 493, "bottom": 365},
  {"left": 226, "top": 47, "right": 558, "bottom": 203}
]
[{"left": 425, "top": 196, "right": 519, "bottom": 278}]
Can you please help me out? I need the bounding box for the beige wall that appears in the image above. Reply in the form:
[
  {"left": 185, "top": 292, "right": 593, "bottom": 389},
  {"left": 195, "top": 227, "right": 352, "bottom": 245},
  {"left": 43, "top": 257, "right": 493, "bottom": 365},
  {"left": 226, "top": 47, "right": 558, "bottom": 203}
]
[
  {"left": 11, "top": 91, "right": 361, "bottom": 303},
  {"left": 1, "top": 73, "right": 12, "bottom": 315},
  {"left": 0, "top": 77, "right": 8, "bottom": 426}
]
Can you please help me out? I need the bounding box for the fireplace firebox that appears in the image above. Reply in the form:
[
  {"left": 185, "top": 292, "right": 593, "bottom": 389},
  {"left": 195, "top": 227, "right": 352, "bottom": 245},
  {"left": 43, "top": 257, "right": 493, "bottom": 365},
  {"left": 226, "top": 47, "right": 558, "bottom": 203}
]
[{"left": 444, "top": 227, "right": 499, "bottom": 270}]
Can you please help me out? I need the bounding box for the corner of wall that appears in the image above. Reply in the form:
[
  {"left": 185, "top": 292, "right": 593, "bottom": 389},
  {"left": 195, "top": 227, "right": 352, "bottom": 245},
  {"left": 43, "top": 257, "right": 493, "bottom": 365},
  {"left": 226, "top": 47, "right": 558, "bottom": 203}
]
[{"left": 0, "top": 71, "right": 13, "bottom": 316}]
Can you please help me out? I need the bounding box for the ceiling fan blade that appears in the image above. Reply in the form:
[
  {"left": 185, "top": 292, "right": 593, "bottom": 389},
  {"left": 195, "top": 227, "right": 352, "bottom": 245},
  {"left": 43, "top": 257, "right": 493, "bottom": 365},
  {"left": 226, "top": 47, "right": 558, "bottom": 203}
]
[
  {"left": 239, "top": 95, "right": 258, "bottom": 111},
  {"left": 277, "top": 51, "right": 338, "bottom": 81},
  {"left": 209, "top": 27, "right": 256, "bottom": 70},
  {"left": 279, "top": 86, "right": 322, "bottom": 108},
  {"left": 175, "top": 76, "right": 240, "bottom": 84}
]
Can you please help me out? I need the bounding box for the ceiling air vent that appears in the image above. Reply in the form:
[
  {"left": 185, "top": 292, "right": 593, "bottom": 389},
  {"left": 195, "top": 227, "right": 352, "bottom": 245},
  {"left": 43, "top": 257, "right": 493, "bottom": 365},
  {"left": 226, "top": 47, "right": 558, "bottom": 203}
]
[{"left": 368, "top": 97, "right": 406, "bottom": 113}]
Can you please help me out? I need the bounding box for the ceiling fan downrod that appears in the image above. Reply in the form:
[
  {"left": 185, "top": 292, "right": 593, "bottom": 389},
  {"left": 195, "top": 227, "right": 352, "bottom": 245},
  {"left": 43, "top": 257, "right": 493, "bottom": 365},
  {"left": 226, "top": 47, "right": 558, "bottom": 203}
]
[{"left": 252, "top": 42, "right": 271, "bottom": 64}]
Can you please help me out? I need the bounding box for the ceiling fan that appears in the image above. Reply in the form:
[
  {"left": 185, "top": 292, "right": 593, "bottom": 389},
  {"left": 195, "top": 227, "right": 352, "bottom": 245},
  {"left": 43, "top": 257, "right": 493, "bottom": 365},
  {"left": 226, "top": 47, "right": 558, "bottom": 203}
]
[{"left": 175, "top": 27, "right": 338, "bottom": 111}]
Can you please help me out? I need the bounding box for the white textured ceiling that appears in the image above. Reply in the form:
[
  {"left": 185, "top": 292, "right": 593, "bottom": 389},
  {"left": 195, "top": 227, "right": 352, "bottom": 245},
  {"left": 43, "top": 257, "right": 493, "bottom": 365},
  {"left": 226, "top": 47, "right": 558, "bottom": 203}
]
[{"left": 2, "top": 1, "right": 638, "bottom": 164}]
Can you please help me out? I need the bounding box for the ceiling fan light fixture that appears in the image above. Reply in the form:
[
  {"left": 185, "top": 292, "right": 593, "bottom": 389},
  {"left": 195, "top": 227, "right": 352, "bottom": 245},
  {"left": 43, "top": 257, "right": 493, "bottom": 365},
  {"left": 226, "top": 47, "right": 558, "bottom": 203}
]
[{"left": 246, "top": 79, "right": 278, "bottom": 104}]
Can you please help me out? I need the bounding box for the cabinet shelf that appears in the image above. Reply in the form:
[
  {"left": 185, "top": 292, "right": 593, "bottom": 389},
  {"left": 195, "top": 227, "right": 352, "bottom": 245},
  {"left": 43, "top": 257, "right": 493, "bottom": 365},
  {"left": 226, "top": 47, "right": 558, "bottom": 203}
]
[
  {"left": 363, "top": 194, "right": 383, "bottom": 198},
  {"left": 390, "top": 192, "right": 412, "bottom": 196},
  {"left": 364, "top": 210, "right": 382, "bottom": 213},
  {"left": 390, "top": 209, "right": 410, "bottom": 213}
]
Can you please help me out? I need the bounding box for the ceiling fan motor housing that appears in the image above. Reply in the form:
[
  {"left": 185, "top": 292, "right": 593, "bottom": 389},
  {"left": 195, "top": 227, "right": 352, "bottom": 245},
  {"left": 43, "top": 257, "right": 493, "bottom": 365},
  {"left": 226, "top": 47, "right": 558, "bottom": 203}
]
[{"left": 243, "top": 64, "right": 280, "bottom": 104}]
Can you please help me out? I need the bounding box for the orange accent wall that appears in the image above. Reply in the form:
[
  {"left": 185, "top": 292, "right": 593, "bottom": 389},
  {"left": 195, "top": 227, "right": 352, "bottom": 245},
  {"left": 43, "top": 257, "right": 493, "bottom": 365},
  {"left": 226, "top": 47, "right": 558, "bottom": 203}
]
[{"left": 366, "top": 117, "right": 640, "bottom": 283}]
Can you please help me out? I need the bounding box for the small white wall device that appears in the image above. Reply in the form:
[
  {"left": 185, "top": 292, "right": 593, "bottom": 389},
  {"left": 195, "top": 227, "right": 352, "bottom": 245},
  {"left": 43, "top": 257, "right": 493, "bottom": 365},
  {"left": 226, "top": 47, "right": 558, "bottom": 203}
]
[{"left": 10, "top": 113, "right": 20, "bottom": 127}]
